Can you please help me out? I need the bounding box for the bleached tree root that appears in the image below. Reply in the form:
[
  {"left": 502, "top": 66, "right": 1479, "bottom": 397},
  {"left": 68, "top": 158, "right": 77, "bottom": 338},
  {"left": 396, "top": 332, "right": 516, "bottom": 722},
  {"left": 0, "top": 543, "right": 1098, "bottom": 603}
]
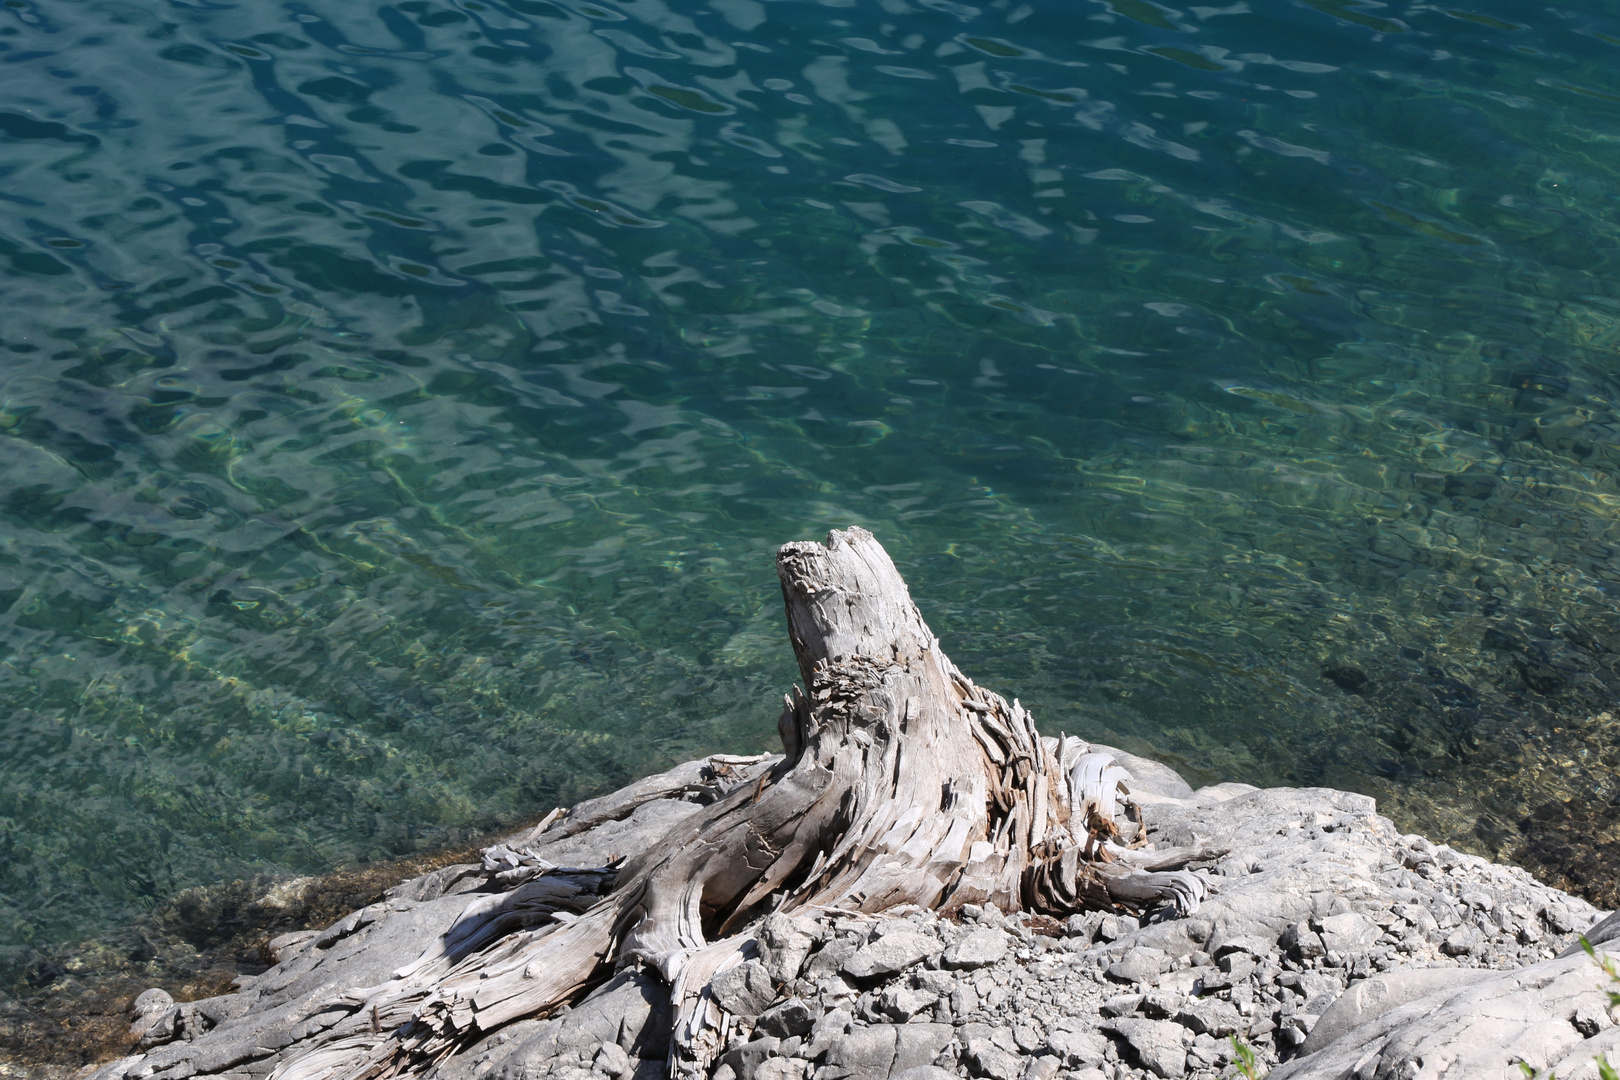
[{"left": 135, "top": 529, "right": 1221, "bottom": 1080}]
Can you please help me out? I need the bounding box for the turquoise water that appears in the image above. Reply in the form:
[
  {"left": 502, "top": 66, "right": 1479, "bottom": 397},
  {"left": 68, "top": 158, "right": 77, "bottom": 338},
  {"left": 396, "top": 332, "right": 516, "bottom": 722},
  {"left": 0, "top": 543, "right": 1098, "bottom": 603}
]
[{"left": 4, "top": 0, "right": 1620, "bottom": 963}]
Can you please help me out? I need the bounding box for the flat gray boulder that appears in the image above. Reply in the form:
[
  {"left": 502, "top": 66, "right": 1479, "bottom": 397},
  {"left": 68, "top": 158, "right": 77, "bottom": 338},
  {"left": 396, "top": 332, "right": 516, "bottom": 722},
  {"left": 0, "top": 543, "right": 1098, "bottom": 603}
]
[
  {"left": 1272, "top": 951, "right": 1619, "bottom": 1079},
  {"left": 823, "top": 1023, "right": 953, "bottom": 1080},
  {"left": 1106, "top": 946, "right": 1168, "bottom": 984},
  {"left": 1300, "top": 966, "right": 1495, "bottom": 1055},
  {"left": 842, "top": 931, "right": 936, "bottom": 980},
  {"left": 1102, "top": 1018, "right": 1188, "bottom": 1079},
  {"left": 1316, "top": 912, "right": 1379, "bottom": 956},
  {"left": 963, "top": 1038, "right": 1023, "bottom": 1080},
  {"left": 1045, "top": 1027, "right": 1109, "bottom": 1068},
  {"left": 943, "top": 928, "right": 1011, "bottom": 970}
]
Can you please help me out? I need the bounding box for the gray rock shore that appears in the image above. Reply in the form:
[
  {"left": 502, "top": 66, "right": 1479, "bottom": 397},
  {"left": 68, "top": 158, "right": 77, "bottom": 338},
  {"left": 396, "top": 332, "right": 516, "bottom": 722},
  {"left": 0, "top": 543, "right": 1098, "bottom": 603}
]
[{"left": 92, "top": 750, "right": 1618, "bottom": 1080}]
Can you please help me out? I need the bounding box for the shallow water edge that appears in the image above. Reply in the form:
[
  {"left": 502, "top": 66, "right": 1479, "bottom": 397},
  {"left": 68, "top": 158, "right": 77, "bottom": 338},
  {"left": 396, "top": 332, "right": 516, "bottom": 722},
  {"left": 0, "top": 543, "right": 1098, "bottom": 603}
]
[{"left": 0, "top": 819, "right": 541, "bottom": 1078}]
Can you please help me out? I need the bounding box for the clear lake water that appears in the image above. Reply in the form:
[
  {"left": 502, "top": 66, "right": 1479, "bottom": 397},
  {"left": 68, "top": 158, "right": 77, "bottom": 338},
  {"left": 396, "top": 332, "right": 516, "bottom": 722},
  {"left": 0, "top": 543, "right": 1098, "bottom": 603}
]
[{"left": 3, "top": 0, "right": 1620, "bottom": 975}]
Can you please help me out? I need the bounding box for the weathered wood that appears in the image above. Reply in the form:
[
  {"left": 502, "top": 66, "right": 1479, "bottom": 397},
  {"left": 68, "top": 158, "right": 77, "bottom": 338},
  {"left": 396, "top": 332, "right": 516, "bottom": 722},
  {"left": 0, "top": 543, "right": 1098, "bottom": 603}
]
[{"left": 174, "top": 528, "right": 1217, "bottom": 1080}]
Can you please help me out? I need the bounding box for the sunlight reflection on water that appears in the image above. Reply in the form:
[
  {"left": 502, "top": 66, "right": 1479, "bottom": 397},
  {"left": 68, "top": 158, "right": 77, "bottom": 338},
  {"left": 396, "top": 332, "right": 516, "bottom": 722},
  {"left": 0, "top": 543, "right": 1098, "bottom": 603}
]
[{"left": 2, "top": 0, "right": 1620, "bottom": 955}]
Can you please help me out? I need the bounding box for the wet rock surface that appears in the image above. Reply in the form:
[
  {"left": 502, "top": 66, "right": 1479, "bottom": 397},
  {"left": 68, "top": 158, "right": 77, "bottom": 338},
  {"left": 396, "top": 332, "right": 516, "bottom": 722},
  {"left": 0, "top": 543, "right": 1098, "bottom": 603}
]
[{"left": 18, "top": 755, "right": 1620, "bottom": 1080}]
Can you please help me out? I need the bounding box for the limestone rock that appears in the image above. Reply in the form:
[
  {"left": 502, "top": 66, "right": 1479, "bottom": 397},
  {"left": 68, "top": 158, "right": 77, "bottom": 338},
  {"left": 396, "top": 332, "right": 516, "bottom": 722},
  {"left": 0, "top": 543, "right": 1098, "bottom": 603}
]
[
  {"left": 1103, "top": 1018, "right": 1188, "bottom": 1079},
  {"left": 1211, "top": 935, "right": 1272, "bottom": 961},
  {"left": 712, "top": 960, "right": 777, "bottom": 1018},
  {"left": 843, "top": 932, "right": 936, "bottom": 981},
  {"left": 756, "top": 997, "right": 816, "bottom": 1039},
  {"left": 1271, "top": 952, "right": 1619, "bottom": 1080},
  {"left": 265, "top": 930, "right": 319, "bottom": 964},
  {"left": 964, "top": 1038, "right": 1023, "bottom": 1080},
  {"left": 891, "top": 1025, "right": 955, "bottom": 1073},
  {"left": 1299, "top": 966, "right": 1495, "bottom": 1055},
  {"left": 1021, "top": 1056, "right": 1060, "bottom": 1080},
  {"left": 1441, "top": 925, "right": 1484, "bottom": 956},
  {"left": 943, "top": 929, "right": 1011, "bottom": 970},
  {"left": 755, "top": 1061, "right": 805, "bottom": 1080},
  {"left": 1046, "top": 1028, "right": 1109, "bottom": 1067},
  {"left": 1281, "top": 921, "right": 1326, "bottom": 961},
  {"left": 129, "top": 988, "right": 174, "bottom": 1041},
  {"left": 761, "top": 914, "right": 820, "bottom": 983},
  {"left": 1107, "top": 946, "right": 1168, "bottom": 984},
  {"left": 1172, "top": 999, "right": 1244, "bottom": 1038},
  {"left": 721, "top": 1038, "right": 780, "bottom": 1080},
  {"left": 1574, "top": 1000, "right": 1612, "bottom": 1038},
  {"left": 823, "top": 1023, "right": 952, "bottom": 1080},
  {"left": 1102, "top": 994, "right": 1143, "bottom": 1017},
  {"left": 1316, "top": 912, "right": 1378, "bottom": 956},
  {"left": 877, "top": 984, "right": 938, "bottom": 1022},
  {"left": 595, "top": 1043, "right": 632, "bottom": 1078},
  {"left": 1097, "top": 915, "right": 1140, "bottom": 942},
  {"left": 1549, "top": 1028, "right": 1620, "bottom": 1079}
]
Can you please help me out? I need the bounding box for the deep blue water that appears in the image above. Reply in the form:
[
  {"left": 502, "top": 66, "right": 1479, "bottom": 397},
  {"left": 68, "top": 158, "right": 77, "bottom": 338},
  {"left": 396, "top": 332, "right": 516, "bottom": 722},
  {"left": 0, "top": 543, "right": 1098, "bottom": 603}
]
[{"left": 4, "top": 0, "right": 1620, "bottom": 957}]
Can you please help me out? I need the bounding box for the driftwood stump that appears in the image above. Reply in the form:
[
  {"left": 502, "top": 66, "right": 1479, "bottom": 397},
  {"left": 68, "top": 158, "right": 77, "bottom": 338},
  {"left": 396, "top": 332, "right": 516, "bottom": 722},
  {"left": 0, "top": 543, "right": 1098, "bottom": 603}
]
[{"left": 227, "top": 529, "right": 1212, "bottom": 1080}]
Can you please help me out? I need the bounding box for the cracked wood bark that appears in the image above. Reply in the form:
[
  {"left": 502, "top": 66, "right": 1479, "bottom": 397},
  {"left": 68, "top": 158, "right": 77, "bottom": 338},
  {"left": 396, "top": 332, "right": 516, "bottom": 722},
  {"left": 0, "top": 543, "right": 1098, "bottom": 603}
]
[{"left": 258, "top": 527, "right": 1211, "bottom": 1080}]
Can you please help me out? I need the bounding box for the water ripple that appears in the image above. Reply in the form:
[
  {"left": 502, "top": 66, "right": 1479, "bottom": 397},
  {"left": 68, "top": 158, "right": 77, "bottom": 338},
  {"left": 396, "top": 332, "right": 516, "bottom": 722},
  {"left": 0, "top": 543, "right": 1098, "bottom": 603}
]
[{"left": 2, "top": 0, "right": 1620, "bottom": 957}]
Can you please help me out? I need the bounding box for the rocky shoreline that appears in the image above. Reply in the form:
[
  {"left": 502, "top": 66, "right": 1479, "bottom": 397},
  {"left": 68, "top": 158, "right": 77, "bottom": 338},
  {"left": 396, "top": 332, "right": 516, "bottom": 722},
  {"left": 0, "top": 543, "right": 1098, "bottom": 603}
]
[{"left": 76, "top": 743, "right": 1620, "bottom": 1080}]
